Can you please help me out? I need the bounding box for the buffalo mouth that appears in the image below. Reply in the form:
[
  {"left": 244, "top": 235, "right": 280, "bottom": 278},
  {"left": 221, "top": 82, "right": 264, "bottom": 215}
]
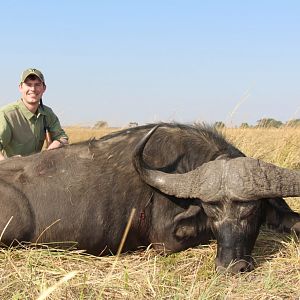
[{"left": 213, "top": 239, "right": 257, "bottom": 274}]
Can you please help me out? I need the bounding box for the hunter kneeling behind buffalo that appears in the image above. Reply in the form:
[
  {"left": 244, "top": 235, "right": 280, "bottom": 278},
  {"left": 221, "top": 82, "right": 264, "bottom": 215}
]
[
  {"left": 0, "top": 123, "right": 299, "bottom": 274},
  {"left": 0, "top": 68, "right": 68, "bottom": 161}
]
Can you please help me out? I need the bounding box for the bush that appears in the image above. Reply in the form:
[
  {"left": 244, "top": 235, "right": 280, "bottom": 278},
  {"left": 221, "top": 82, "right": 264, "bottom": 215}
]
[{"left": 93, "top": 121, "right": 108, "bottom": 129}]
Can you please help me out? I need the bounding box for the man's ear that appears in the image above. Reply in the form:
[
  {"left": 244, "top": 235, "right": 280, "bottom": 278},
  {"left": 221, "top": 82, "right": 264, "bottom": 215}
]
[{"left": 18, "top": 83, "right": 23, "bottom": 92}]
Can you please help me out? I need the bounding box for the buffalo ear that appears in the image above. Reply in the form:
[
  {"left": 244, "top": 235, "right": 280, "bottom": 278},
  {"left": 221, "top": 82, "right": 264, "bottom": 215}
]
[
  {"left": 264, "top": 198, "right": 300, "bottom": 235},
  {"left": 174, "top": 204, "right": 202, "bottom": 223},
  {"left": 173, "top": 204, "right": 203, "bottom": 240}
]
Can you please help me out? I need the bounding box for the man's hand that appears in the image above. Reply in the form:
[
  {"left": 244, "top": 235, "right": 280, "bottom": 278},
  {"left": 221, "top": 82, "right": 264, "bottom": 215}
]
[
  {"left": 47, "top": 139, "right": 68, "bottom": 150},
  {"left": 0, "top": 152, "right": 5, "bottom": 161}
]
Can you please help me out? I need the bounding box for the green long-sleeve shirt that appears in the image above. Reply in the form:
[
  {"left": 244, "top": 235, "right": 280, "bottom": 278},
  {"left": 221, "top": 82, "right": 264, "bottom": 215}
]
[{"left": 0, "top": 99, "right": 68, "bottom": 157}]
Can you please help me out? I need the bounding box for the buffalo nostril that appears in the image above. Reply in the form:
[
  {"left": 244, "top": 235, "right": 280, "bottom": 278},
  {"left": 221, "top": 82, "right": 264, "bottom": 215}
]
[
  {"left": 215, "top": 259, "right": 254, "bottom": 274},
  {"left": 230, "top": 260, "right": 253, "bottom": 274}
]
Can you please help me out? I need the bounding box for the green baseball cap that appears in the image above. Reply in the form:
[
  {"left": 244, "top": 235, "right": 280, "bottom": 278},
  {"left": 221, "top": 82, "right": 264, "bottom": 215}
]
[{"left": 20, "top": 68, "right": 45, "bottom": 83}]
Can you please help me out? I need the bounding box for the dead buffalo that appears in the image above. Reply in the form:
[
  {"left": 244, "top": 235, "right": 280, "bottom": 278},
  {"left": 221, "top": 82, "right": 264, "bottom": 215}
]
[{"left": 0, "top": 123, "right": 299, "bottom": 274}]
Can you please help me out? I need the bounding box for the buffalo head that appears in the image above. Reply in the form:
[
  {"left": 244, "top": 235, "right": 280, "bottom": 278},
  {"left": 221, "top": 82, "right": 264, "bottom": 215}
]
[{"left": 133, "top": 125, "right": 300, "bottom": 273}]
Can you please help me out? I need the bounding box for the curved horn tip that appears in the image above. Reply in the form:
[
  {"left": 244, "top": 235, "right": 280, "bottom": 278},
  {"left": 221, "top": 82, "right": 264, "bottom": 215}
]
[{"left": 132, "top": 124, "right": 161, "bottom": 173}]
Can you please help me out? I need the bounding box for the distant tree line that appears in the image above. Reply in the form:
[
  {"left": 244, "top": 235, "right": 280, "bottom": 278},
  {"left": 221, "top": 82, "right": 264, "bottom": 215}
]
[
  {"left": 93, "top": 120, "right": 139, "bottom": 129},
  {"left": 93, "top": 119, "right": 300, "bottom": 129},
  {"left": 213, "top": 118, "right": 300, "bottom": 129}
]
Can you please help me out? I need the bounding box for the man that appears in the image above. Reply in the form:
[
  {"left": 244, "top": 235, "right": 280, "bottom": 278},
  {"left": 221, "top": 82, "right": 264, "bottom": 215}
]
[{"left": 0, "top": 68, "right": 68, "bottom": 160}]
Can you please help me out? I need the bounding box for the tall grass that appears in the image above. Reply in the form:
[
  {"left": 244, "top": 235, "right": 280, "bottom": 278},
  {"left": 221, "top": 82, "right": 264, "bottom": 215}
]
[
  {"left": 0, "top": 126, "right": 299, "bottom": 299},
  {"left": 223, "top": 127, "right": 300, "bottom": 169}
]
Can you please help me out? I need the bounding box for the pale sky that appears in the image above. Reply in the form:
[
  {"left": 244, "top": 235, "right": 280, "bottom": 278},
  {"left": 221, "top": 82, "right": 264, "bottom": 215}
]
[{"left": 1, "top": 1, "right": 299, "bottom": 127}]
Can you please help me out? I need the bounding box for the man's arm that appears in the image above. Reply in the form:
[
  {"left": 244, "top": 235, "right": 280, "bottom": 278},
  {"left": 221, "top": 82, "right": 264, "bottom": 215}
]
[
  {"left": 43, "top": 107, "right": 69, "bottom": 151},
  {"left": 47, "top": 138, "right": 68, "bottom": 150},
  {"left": 0, "top": 111, "right": 12, "bottom": 160}
]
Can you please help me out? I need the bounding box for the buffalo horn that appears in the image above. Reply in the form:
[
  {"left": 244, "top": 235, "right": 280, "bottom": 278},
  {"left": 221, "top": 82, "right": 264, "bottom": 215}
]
[{"left": 133, "top": 126, "right": 300, "bottom": 202}]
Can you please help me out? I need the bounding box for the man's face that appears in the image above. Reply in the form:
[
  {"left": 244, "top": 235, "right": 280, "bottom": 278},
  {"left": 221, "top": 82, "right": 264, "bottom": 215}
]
[{"left": 19, "top": 78, "right": 46, "bottom": 106}]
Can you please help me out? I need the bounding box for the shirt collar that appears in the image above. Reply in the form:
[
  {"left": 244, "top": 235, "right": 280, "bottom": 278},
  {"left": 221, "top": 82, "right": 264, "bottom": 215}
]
[{"left": 18, "top": 99, "right": 46, "bottom": 120}]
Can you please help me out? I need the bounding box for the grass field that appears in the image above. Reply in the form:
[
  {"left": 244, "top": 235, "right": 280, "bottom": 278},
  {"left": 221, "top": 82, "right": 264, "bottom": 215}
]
[{"left": 0, "top": 126, "right": 299, "bottom": 299}]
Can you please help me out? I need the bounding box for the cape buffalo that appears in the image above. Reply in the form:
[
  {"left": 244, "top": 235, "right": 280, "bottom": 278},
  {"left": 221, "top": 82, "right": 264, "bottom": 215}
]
[{"left": 0, "top": 123, "right": 299, "bottom": 274}]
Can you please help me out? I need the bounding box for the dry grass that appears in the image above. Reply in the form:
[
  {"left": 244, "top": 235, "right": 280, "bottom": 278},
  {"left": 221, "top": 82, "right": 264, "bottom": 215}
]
[
  {"left": 0, "top": 235, "right": 299, "bottom": 299},
  {"left": 223, "top": 127, "right": 300, "bottom": 169},
  {"left": 64, "top": 126, "right": 118, "bottom": 144},
  {"left": 0, "top": 126, "right": 299, "bottom": 299}
]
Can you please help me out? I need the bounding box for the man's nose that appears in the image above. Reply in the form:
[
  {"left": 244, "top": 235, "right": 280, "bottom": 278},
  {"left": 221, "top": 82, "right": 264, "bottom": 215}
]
[{"left": 29, "top": 85, "right": 37, "bottom": 91}]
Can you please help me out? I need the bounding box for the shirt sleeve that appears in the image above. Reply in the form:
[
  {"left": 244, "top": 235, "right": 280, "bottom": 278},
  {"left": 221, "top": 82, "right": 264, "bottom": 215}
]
[
  {"left": 45, "top": 108, "right": 69, "bottom": 141},
  {"left": 0, "top": 111, "right": 12, "bottom": 151}
]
